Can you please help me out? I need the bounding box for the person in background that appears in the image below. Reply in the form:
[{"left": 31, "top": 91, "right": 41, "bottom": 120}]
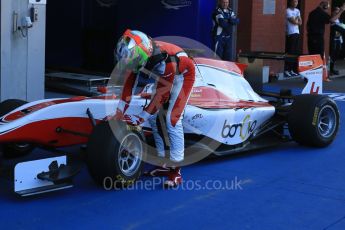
[
  {"left": 212, "top": 0, "right": 239, "bottom": 61},
  {"left": 285, "top": 0, "right": 302, "bottom": 78},
  {"left": 330, "top": 7, "right": 345, "bottom": 75},
  {"left": 307, "top": 1, "right": 345, "bottom": 58}
]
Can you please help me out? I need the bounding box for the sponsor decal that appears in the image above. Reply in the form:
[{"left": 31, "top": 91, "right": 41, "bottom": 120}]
[
  {"left": 161, "top": 0, "right": 192, "bottom": 10},
  {"left": 221, "top": 115, "right": 257, "bottom": 140},
  {"left": 191, "top": 94, "right": 202, "bottom": 98},
  {"left": 191, "top": 88, "right": 202, "bottom": 97},
  {"left": 2, "top": 102, "right": 55, "bottom": 122},
  {"left": 302, "top": 70, "right": 322, "bottom": 76},
  {"left": 162, "top": 73, "right": 173, "bottom": 78},
  {"left": 304, "top": 71, "right": 319, "bottom": 75},
  {"left": 192, "top": 88, "right": 202, "bottom": 93},
  {"left": 299, "top": 61, "right": 314, "bottom": 67},
  {"left": 192, "top": 114, "right": 203, "bottom": 120},
  {"left": 126, "top": 124, "right": 142, "bottom": 132},
  {"left": 312, "top": 107, "right": 319, "bottom": 126}
]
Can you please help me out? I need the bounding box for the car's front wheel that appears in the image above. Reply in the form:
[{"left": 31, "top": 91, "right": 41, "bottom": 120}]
[
  {"left": 86, "top": 121, "right": 145, "bottom": 189},
  {"left": 288, "top": 94, "right": 340, "bottom": 147}
]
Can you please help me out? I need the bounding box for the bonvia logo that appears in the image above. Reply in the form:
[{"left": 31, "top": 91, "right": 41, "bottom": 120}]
[
  {"left": 161, "top": 0, "right": 192, "bottom": 10},
  {"left": 221, "top": 115, "right": 257, "bottom": 140}
]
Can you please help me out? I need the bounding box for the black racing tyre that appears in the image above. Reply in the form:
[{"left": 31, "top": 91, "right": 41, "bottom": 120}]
[
  {"left": 3, "top": 143, "right": 35, "bottom": 159},
  {"left": 86, "top": 121, "right": 146, "bottom": 189},
  {"left": 0, "top": 99, "right": 35, "bottom": 158},
  {"left": 288, "top": 94, "right": 340, "bottom": 147}
]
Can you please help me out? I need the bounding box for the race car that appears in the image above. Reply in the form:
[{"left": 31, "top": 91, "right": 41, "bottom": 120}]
[{"left": 0, "top": 54, "right": 339, "bottom": 195}]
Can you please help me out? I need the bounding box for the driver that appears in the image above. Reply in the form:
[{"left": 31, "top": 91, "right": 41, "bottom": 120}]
[{"left": 114, "top": 29, "right": 195, "bottom": 188}]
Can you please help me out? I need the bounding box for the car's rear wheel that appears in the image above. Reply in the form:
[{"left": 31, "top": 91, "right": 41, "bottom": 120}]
[
  {"left": 0, "top": 99, "right": 35, "bottom": 158},
  {"left": 86, "top": 121, "right": 145, "bottom": 189},
  {"left": 288, "top": 94, "right": 340, "bottom": 147}
]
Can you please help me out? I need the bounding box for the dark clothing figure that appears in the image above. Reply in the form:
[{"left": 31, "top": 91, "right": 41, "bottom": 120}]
[
  {"left": 307, "top": 7, "right": 331, "bottom": 57},
  {"left": 285, "top": 2, "right": 302, "bottom": 77},
  {"left": 212, "top": 7, "right": 239, "bottom": 61},
  {"left": 285, "top": 35, "right": 300, "bottom": 78},
  {"left": 286, "top": 34, "right": 300, "bottom": 56},
  {"left": 330, "top": 22, "right": 345, "bottom": 75},
  {"left": 286, "top": 33, "right": 300, "bottom": 61}
]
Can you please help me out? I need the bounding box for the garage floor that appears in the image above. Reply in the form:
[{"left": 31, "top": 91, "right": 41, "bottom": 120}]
[{"left": 0, "top": 80, "right": 345, "bottom": 230}]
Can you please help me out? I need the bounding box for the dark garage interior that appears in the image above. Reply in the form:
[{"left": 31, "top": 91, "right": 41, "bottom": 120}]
[
  {"left": 46, "top": 0, "right": 118, "bottom": 74},
  {"left": 45, "top": 0, "right": 215, "bottom": 75}
]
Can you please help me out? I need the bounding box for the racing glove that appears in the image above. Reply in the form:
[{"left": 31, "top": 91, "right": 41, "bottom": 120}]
[
  {"left": 113, "top": 100, "right": 129, "bottom": 120},
  {"left": 114, "top": 108, "right": 125, "bottom": 120},
  {"left": 123, "top": 111, "right": 151, "bottom": 126}
]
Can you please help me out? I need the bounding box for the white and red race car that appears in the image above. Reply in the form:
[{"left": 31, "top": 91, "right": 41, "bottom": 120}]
[{"left": 0, "top": 55, "right": 339, "bottom": 196}]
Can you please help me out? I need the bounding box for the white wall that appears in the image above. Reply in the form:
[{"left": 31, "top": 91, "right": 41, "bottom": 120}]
[{"left": 0, "top": 0, "right": 46, "bottom": 102}]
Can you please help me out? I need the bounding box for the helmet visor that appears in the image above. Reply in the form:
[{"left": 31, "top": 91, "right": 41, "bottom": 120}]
[{"left": 115, "top": 35, "right": 149, "bottom": 72}]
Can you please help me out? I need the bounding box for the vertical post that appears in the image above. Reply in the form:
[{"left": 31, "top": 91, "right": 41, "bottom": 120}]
[
  {"left": 0, "top": 0, "right": 46, "bottom": 102},
  {"left": 27, "top": 1, "right": 46, "bottom": 101}
]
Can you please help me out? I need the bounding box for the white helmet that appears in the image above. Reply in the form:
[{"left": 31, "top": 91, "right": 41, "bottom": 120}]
[{"left": 115, "top": 29, "right": 153, "bottom": 71}]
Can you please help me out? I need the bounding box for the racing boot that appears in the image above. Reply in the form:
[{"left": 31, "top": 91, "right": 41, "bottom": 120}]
[
  {"left": 143, "top": 163, "right": 170, "bottom": 177},
  {"left": 164, "top": 167, "right": 182, "bottom": 188}
]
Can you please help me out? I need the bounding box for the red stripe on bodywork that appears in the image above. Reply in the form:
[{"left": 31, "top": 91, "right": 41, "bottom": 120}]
[
  {"left": 2, "top": 96, "right": 115, "bottom": 122},
  {"left": 0, "top": 117, "right": 96, "bottom": 147},
  {"left": 3, "top": 96, "right": 88, "bottom": 122}
]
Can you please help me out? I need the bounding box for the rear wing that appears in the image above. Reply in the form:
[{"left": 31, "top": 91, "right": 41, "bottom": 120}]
[{"left": 298, "top": 55, "right": 323, "bottom": 94}]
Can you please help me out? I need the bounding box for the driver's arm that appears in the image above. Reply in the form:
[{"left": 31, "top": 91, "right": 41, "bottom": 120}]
[
  {"left": 143, "top": 62, "right": 175, "bottom": 115},
  {"left": 144, "top": 76, "right": 174, "bottom": 115},
  {"left": 118, "top": 71, "right": 137, "bottom": 112}
]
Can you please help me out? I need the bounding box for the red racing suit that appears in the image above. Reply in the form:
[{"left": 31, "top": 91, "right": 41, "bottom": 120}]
[{"left": 118, "top": 41, "right": 195, "bottom": 162}]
